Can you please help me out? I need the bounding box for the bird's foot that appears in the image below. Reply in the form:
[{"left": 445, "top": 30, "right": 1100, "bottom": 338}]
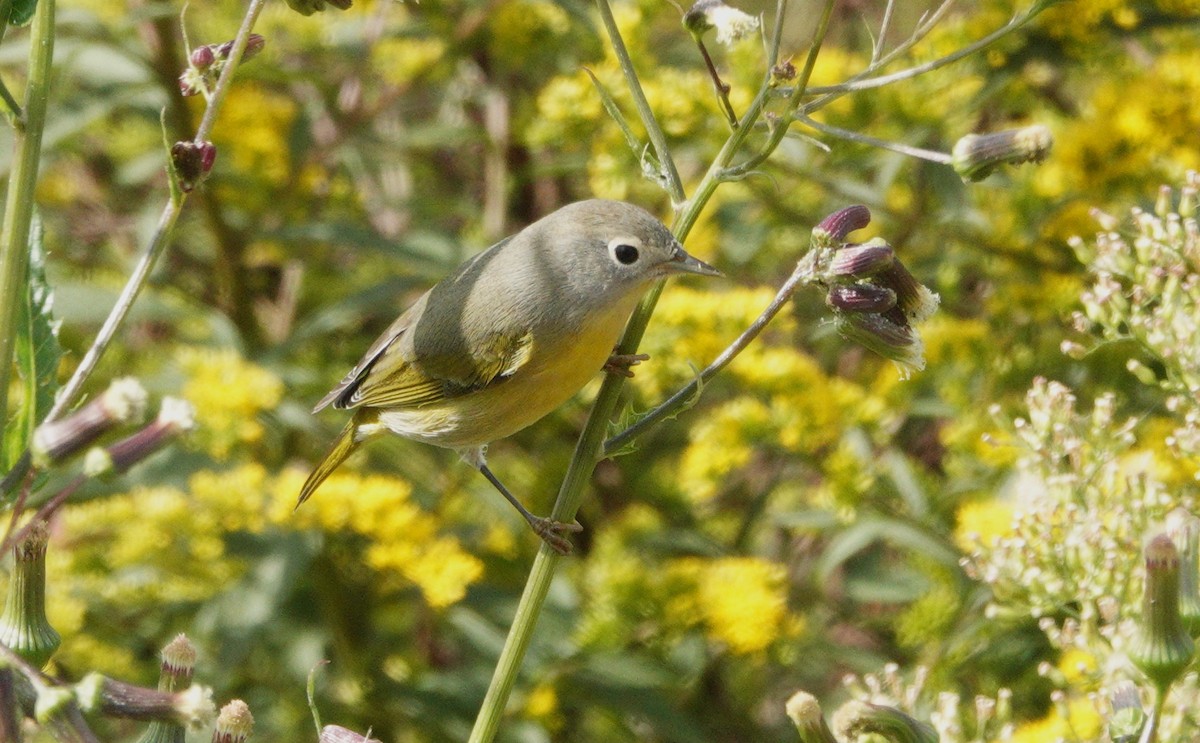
[
  {"left": 527, "top": 515, "right": 584, "bottom": 555},
  {"left": 604, "top": 352, "right": 650, "bottom": 378}
]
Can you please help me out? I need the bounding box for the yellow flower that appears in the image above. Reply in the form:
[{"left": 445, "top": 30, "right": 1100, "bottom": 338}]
[
  {"left": 954, "top": 498, "right": 1014, "bottom": 551},
  {"left": 178, "top": 347, "right": 284, "bottom": 460},
  {"left": 672, "top": 556, "right": 790, "bottom": 655},
  {"left": 1057, "top": 648, "right": 1099, "bottom": 689},
  {"left": 1009, "top": 698, "right": 1103, "bottom": 743}
]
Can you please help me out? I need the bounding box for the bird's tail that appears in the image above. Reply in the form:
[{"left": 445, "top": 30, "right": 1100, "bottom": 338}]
[{"left": 296, "top": 412, "right": 369, "bottom": 510}]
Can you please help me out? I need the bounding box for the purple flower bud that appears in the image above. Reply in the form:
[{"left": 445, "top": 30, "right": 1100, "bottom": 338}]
[
  {"left": 875, "top": 259, "right": 940, "bottom": 324},
  {"left": 815, "top": 205, "right": 871, "bottom": 243},
  {"left": 190, "top": 45, "right": 215, "bottom": 69},
  {"left": 827, "top": 242, "right": 895, "bottom": 279},
  {"left": 217, "top": 34, "right": 266, "bottom": 63},
  {"left": 32, "top": 378, "right": 148, "bottom": 468},
  {"left": 826, "top": 284, "right": 897, "bottom": 314},
  {"left": 84, "top": 398, "right": 195, "bottom": 476},
  {"left": 170, "top": 142, "right": 218, "bottom": 193},
  {"left": 75, "top": 674, "right": 214, "bottom": 727}
]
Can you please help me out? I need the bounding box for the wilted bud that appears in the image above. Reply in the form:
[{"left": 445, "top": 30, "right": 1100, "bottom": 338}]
[
  {"left": 284, "top": 0, "right": 351, "bottom": 15},
  {"left": 835, "top": 312, "right": 926, "bottom": 375},
  {"left": 320, "top": 726, "right": 383, "bottom": 743},
  {"left": 682, "top": 0, "right": 759, "bottom": 45},
  {"left": 212, "top": 700, "right": 253, "bottom": 743},
  {"left": 170, "top": 141, "right": 217, "bottom": 193},
  {"left": 32, "top": 378, "right": 148, "bottom": 468},
  {"left": 951, "top": 124, "right": 1053, "bottom": 182},
  {"left": 0, "top": 522, "right": 60, "bottom": 668},
  {"left": 785, "top": 691, "right": 838, "bottom": 743},
  {"left": 75, "top": 674, "right": 214, "bottom": 728},
  {"left": 84, "top": 397, "right": 196, "bottom": 477},
  {"left": 827, "top": 284, "right": 897, "bottom": 314},
  {"left": 1129, "top": 534, "right": 1196, "bottom": 691},
  {"left": 832, "top": 700, "right": 938, "bottom": 743},
  {"left": 1108, "top": 681, "right": 1145, "bottom": 743},
  {"left": 1166, "top": 508, "right": 1200, "bottom": 637},
  {"left": 875, "top": 259, "right": 940, "bottom": 324}
]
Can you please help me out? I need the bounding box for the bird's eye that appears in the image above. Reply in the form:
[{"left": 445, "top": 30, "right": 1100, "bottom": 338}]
[{"left": 613, "top": 243, "right": 639, "bottom": 265}]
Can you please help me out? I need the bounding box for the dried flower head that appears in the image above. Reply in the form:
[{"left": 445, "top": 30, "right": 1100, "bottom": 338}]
[{"left": 682, "top": 0, "right": 760, "bottom": 46}]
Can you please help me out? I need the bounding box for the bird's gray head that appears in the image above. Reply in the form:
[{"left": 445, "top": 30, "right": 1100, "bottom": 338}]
[{"left": 541, "top": 200, "right": 721, "bottom": 303}]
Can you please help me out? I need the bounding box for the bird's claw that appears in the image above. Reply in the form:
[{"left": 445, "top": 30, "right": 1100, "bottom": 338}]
[
  {"left": 529, "top": 516, "right": 584, "bottom": 555},
  {"left": 604, "top": 352, "right": 650, "bottom": 378}
]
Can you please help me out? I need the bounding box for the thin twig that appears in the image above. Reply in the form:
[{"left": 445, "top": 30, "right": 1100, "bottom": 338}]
[
  {"left": 872, "top": 0, "right": 896, "bottom": 64},
  {"left": 795, "top": 114, "right": 953, "bottom": 165},
  {"left": 695, "top": 37, "right": 738, "bottom": 128},
  {"left": 604, "top": 262, "right": 811, "bottom": 456},
  {"left": 44, "top": 0, "right": 270, "bottom": 424}
]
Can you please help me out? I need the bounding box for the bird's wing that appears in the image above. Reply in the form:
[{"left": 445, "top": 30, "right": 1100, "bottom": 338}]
[{"left": 313, "top": 308, "right": 535, "bottom": 412}]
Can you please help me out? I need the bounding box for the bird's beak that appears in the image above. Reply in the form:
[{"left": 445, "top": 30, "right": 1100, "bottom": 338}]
[{"left": 664, "top": 242, "right": 723, "bottom": 278}]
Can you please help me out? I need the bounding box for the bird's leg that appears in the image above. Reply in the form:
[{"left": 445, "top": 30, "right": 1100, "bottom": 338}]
[
  {"left": 604, "top": 351, "right": 650, "bottom": 378},
  {"left": 477, "top": 464, "right": 583, "bottom": 555}
]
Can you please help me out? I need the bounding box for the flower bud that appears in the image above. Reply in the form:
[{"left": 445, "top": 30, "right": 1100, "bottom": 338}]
[
  {"left": 835, "top": 312, "right": 926, "bottom": 374},
  {"left": 216, "top": 34, "right": 266, "bottom": 63},
  {"left": 831, "top": 700, "right": 938, "bottom": 743},
  {"left": 876, "top": 259, "right": 940, "bottom": 324},
  {"left": 682, "top": 0, "right": 759, "bottom": 45},
  {"left": 1107, "top": 680, "right": 1144, "bottom": 743},
  {"left": 75, "top": 674, "right": 214, "bottom": 728},
  {"left": 32, "top": 378, "right": 148, "bottom": 468},
  {"left": 84, "top": 398, "right": 196, "bottom": 477},
  {"left": 170, "top": 141, "right": 217, "bottom": 193},
  {"left": 190, "top": 45, "right": 215, "bottom": 69},
  {"left": 320, "top": 725, "right": 383, "bottom": 743},
  {"left": 1167, "top": 508, "right": 1200, "bottom": 636},
  {"left": 826, "top": 284, "right": 897, "bottom": 314},
  {"left": 827, "top": 241, "right": 895, "bottom": 279},
  {"left": 951, "top": 124, "right": 1053, "bottom": 182},
  {"left": 137, "top": 635, "right": 199, "bottom": 743},
  {"left": 1129, "top": 534, "right": 1196, "bottom": 691},
  {"left": 784, "top": 691, "right": 838, "bottom": 743},
  {"left": 0, "top": 522, "right": 60, "bottom": 667},
  {"left": 814, "top": 204, "right": 871, "bottom": 245},
  {"left": 212, "top": 700, "right": 253, "bottom": 743}
]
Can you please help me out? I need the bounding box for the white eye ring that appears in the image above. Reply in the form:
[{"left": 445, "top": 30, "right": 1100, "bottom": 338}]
[{"left": 608, "top": 237, "right": 642, "bottom": 266}]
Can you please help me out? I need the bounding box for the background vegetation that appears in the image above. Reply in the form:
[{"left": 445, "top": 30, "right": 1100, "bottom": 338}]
[{"left": 1, "top": 0, "right": 1199, "bottom": 740}]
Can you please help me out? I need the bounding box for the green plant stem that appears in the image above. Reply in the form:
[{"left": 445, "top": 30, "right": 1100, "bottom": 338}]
[
  {"left": 1139, "top": 685, "right": 1166, "bottom": 743},
  {"left": 0, "top": 0, "right": 56, "bottom": 432},
  {"left": 593, "top": 0, "right": 685, "bottom": 205},
  {"left": 43, "top": 0, "right": 268, "bottom": 424}
]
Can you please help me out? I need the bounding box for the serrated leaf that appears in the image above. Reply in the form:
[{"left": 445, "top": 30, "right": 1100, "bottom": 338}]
[
  {"left": 4, "top": 215, "right": 62, "bottom": 469},
  {"left": 8, "top": 0, "right": 37, "bottom": 27}
]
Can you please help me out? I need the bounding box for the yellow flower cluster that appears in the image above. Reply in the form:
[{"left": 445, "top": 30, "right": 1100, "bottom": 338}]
[
  {"left": 665, "top": 556, "right": 794, "bottom": 655},
  {"left": 211, "top": 84, "right": 298, "bottom": 194},
  {"left": 178, "top": 346, "right": 284, "bottom": 460},
  {"left": 371, "top": 38, "right": 448, "bottom": 88},
  {"left": 488, "top": 0, "right": 571, "bottom": 73}
]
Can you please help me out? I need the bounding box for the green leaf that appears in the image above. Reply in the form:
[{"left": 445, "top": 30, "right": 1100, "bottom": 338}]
[
  {"left": 4, "top": 215, "right": 61, "bottom": 470},
  {"left": 8, "top": 0, "right": 36, "bottom": 27}
]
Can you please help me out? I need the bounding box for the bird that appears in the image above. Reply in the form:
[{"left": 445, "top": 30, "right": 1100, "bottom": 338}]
[{"left": 297, "top": 199, "right": 721, "bottom": 553}]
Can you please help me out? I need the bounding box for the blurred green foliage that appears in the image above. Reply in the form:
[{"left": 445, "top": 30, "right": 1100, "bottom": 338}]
[{"left": 2, "top": 0, "right": 1200, "bottom": 740}]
